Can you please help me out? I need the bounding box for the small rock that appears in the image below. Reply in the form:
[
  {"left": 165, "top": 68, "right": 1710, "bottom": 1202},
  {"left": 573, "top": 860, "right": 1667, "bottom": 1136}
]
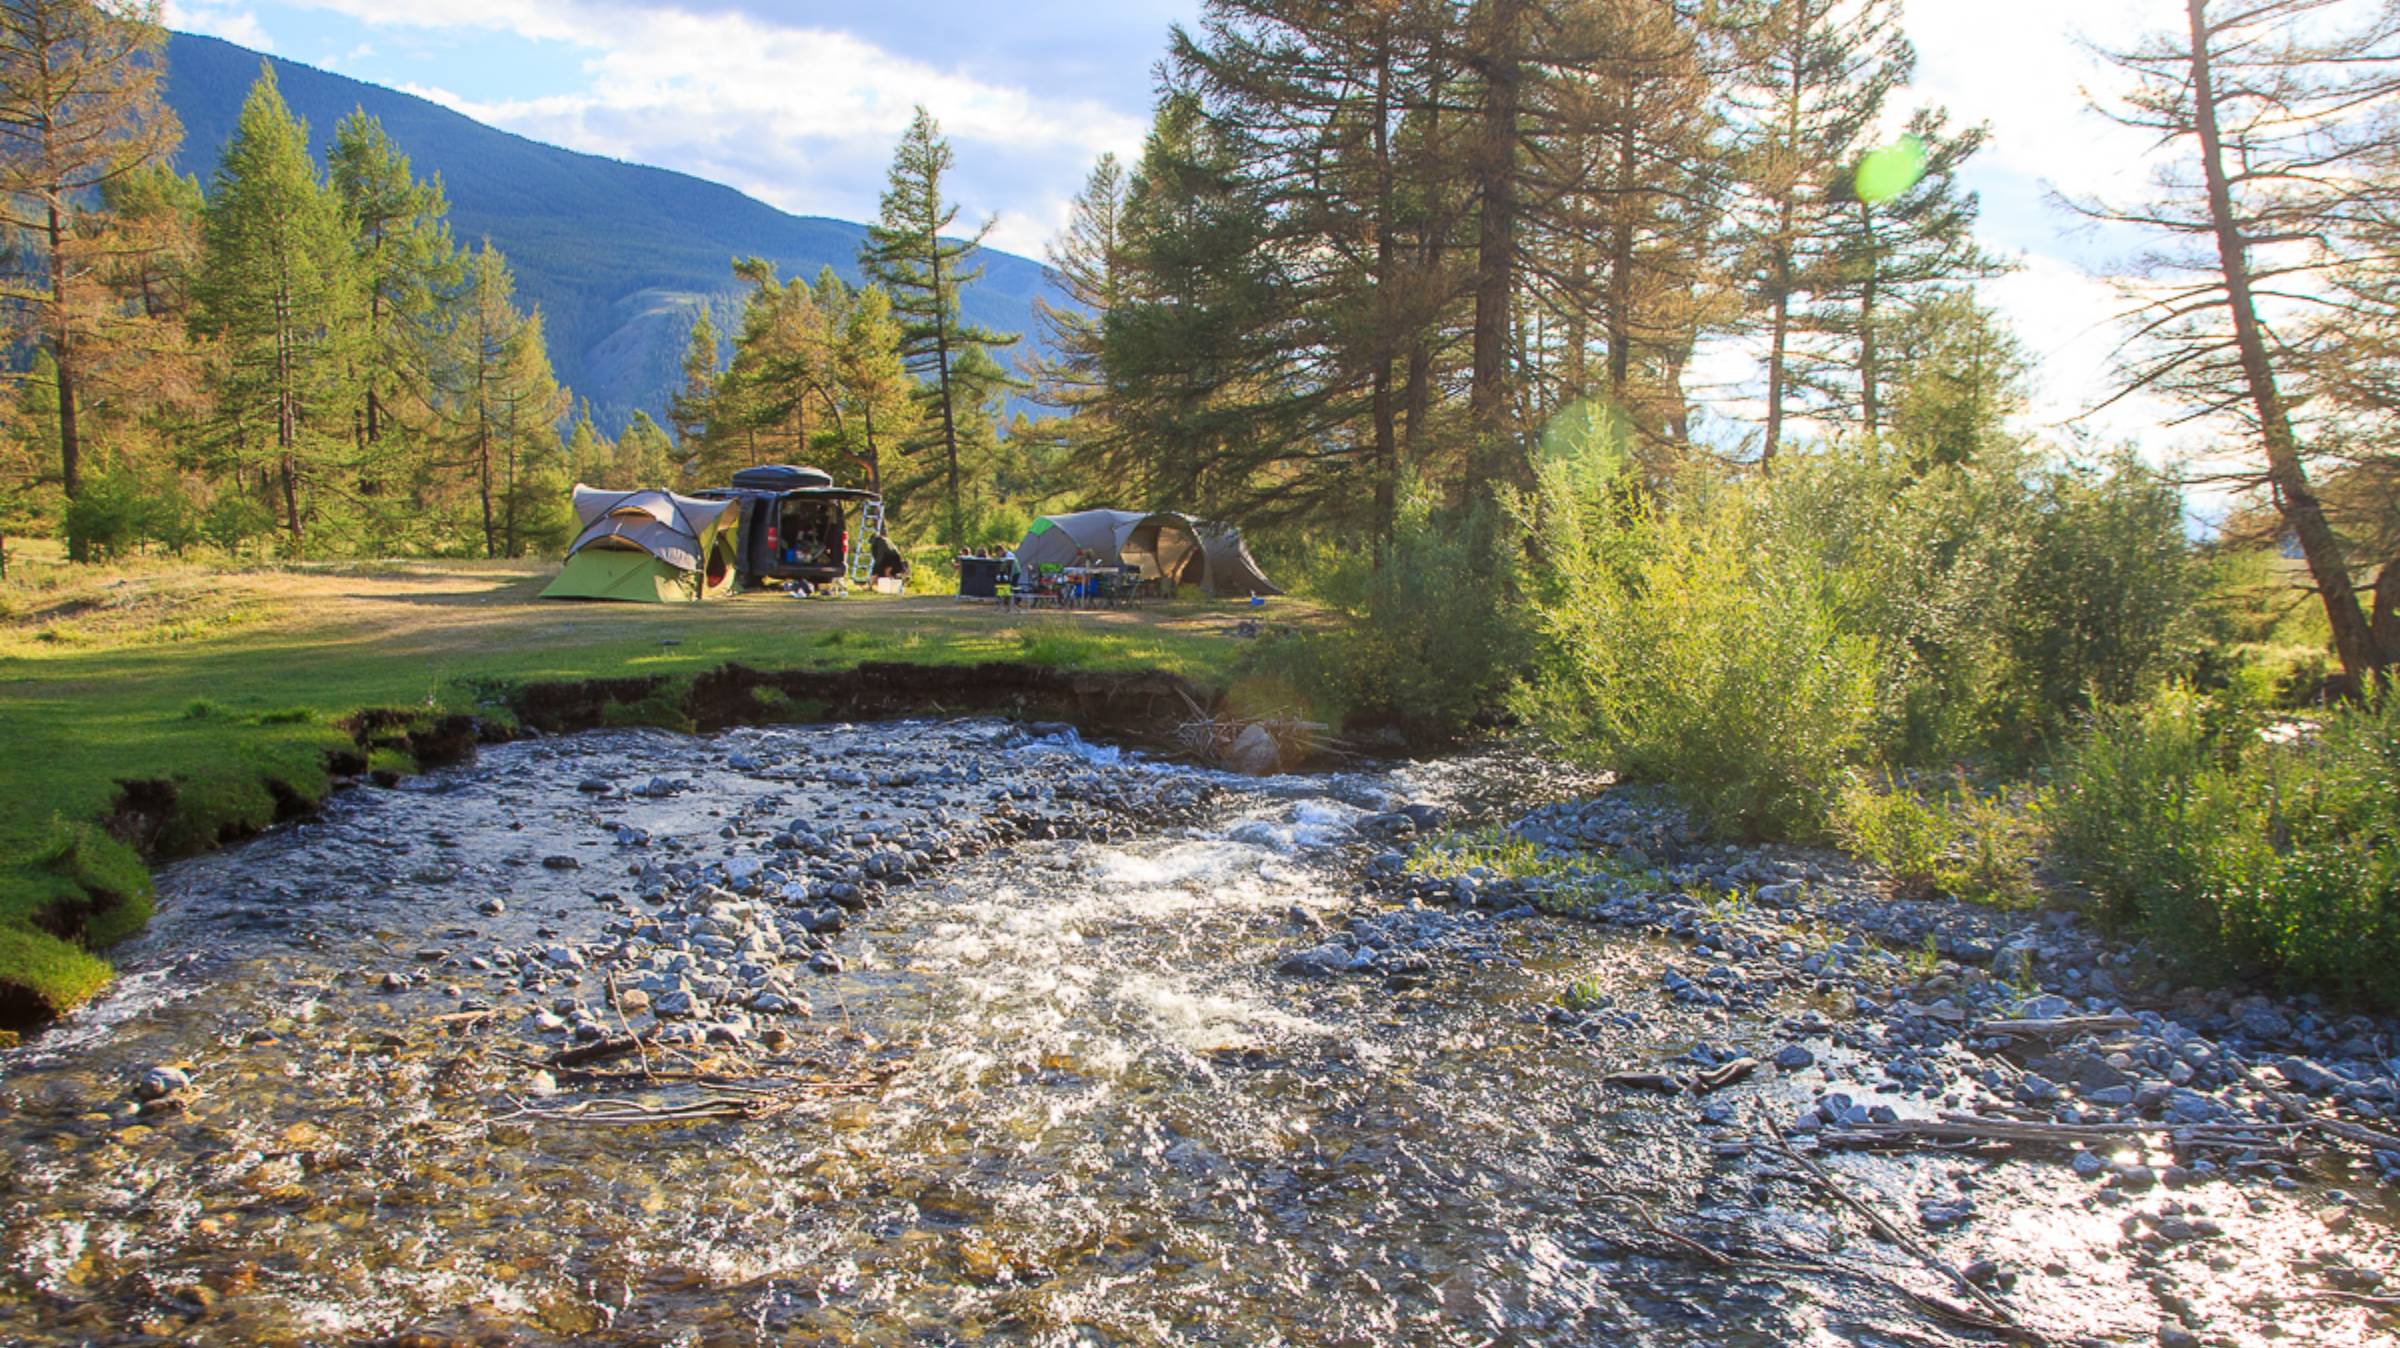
[
  {"left": 1773, "top": 1045, "right": 1816, "bottom": 1072},
  {"left": 134, "top": 1067, "right": 189, "bottom": 1101}
]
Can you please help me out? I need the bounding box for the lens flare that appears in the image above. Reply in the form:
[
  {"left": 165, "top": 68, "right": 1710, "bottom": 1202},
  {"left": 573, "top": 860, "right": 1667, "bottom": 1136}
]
[{"left": 1854, "top": 134, "right": 1928, "bottom": 205}]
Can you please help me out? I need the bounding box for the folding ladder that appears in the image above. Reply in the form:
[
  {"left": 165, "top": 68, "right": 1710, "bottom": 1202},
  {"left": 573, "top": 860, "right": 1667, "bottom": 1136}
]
[{"left": 849, "top": 497, "right": 885, "bottom": 586}]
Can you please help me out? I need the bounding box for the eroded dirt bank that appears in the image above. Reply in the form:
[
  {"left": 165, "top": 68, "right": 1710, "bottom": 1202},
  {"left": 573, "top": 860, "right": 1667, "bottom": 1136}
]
[{"left": 0, "top": 720, "right": 2392, "bottom": 1345}]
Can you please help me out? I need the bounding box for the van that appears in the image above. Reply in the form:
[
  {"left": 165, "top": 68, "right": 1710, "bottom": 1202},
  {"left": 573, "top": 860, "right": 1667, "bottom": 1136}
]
[{"left": 694, "top": 465, "right": 881, "bottom": 588}]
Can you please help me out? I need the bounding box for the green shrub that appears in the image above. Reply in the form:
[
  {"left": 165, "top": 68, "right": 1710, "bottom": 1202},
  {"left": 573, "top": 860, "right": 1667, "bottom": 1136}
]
[
  {"left": 2049, "top": 688, "right": 2400, "bottom": 1008},
  {"left": 1832, "top": 774, "right": 2041, "bottom": 907},
  {"left": 1515, "top": 467, "right": 1878, "bottom": 840},
  {"left": 1241, "top": 495, "right": 1529, "bottom": 735},
  {"left": 60, "top": 466, "right": 149, "bottom": 562},
  {"left": 1833, "top": 775, "right": 1952, "bottom": 898},
  {"left": 202, "top": 492, "right": 277, "bottom": 557}
]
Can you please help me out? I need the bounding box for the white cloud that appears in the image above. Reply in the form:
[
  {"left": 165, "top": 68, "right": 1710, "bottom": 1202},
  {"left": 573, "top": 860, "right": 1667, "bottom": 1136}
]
[
  {"left": 165, "top": 0, "right": 273, "bottom": 51},
  {"left": 271, "top": 0, "right": 1143, "bottom": 256}
]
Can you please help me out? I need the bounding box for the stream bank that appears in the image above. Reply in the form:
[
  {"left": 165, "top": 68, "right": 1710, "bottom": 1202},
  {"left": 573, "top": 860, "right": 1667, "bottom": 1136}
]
[{"left": 4, "top": 660, "right": 1228, "bottom": 1032}]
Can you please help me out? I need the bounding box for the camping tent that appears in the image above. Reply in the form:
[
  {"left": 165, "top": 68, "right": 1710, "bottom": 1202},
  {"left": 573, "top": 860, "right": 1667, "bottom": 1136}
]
[
  {"left": 1013, "top": 509, "right": 1281, "bottom": 598},
  {"left": 541, "top": 485, "right": 740, "bottom": 602}
]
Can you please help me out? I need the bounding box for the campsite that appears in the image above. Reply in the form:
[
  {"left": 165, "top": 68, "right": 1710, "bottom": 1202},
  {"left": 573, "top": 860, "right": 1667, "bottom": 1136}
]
[{"left": 6, "top": 1, "right": 2400, "bottom": 1345}]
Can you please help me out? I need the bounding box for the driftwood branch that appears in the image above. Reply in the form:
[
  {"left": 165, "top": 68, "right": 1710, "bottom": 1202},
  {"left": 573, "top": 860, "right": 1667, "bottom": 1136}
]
[{"left": 1969, "top": 1015, "right": 2142, "bottom": 1040}]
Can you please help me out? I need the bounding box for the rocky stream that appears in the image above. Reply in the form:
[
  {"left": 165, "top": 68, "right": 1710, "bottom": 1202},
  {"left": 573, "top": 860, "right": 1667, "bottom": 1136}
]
[{"left": 0, "top": 718, "right": 2394, "bottom": 1345}]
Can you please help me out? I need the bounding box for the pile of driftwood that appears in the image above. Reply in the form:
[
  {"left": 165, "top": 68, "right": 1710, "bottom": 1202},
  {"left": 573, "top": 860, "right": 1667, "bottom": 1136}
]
[{"left": 1171, "top": 691, "right": 1338, "bottom": 775}]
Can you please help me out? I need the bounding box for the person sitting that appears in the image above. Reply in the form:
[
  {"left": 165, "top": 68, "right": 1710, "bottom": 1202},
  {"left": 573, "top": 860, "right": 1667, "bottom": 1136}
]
[{"left": 869, "top": 528, "right": 910, "bottom": 582}]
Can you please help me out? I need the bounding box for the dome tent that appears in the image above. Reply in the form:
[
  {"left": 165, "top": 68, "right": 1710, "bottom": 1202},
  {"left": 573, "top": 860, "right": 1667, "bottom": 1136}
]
[
  {"left": 1013, "top": 509, "right": 1280, "bottom": 598},
  {"left": 541, "top": 485, "right": 740, "bottom": 602}
]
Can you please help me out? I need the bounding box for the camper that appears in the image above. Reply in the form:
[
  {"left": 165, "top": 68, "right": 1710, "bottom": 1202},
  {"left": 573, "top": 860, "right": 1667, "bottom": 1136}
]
[{"left": 694, "top": 465, "right": 883, "bottom": 589}]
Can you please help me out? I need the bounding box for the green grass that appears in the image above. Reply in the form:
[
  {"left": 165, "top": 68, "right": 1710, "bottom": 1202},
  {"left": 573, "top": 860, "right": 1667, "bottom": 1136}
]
[
  {"left": 1404, "top": 826, "right": 1665, "bottom": 916},
  {"left": 0, "top": 549, "right": 1271, "bottom": 1023}
]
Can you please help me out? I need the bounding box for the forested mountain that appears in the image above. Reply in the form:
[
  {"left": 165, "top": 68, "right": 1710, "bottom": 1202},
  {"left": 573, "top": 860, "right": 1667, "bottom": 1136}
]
[{"left": 159, "top": 32, "right": 1057, "bottom": 433}]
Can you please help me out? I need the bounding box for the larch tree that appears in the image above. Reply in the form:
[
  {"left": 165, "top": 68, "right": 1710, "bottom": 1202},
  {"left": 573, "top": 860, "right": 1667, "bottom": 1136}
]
[
  {"left": 0, "top": 0, "right": 180, "bottom": 499},
  {"left": 190, "top": 63, "right": 362, "bottom": 549},
  {"left": 860, "top": 106, "right": 1019, "bottom": 545},
  {"left": 2072, "top": 0, "right": 2400, "bottom": 685},
  {"left": 329, "top": 108, "right": 461, "bottom": 461}
]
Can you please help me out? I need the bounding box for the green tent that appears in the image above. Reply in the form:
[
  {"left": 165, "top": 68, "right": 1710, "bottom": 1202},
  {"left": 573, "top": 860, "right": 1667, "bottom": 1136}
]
[{"left": 541, "top": 486, "right": 740, "bottom": 602}]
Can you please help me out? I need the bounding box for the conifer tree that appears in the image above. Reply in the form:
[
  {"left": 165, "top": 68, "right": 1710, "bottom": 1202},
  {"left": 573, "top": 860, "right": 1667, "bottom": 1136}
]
[
  {"left": 1031, "top": 153, "right": 1126, "bottom": 430},
  {"left": 563, "top": 399, "right": 610, "bottom": 484},
  {"left": 667, "top": 306, "right": 720, "bottom": 455},
  {"left": 190, "top": 64, "right": 362, "bottom": 549},
  {"left": 1820, "top": 109, "right": 2001, "bottom": 436},
  {"left": 445, "top": 242, "right": 566, "bottom": 557},
  {"left": 860, "top": 106, "right": 1020, "bottom": 545},
  {"left": 2073, "top": 0, "right": 2400, "bottom": 684},
  {"left": 329, "top": 109, "right": 461, "bottom": 456},
  {"left": 1723, "top": 0, "right": 1912, "bottom": 463},
  {"left": 611, "top": 409, "right": 678, "bottom": 487},
  {"left": 830, "top": 284, "right": 917, "bottom": 497},
  {"left": 0, "top": 0, "right": 181, "bottom": 500}
]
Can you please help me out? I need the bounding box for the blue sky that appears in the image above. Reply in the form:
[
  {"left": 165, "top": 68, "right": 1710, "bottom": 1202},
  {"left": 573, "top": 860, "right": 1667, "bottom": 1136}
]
[{"left": 163, "top": 0, "right": 2189, "bottom": 463}]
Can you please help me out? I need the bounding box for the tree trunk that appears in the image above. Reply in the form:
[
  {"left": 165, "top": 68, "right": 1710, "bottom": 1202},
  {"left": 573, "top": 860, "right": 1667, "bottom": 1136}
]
[
  {"left": 44, "top": 198, "right": 83, "bottom": 499},
  {"left": 1857, "top": 199, "right": 1882, "bottom": 436},
  {"left": 1605, "top": 118, "right": 1638, "bottom": 407},
  {"left": 2187, "top": 0, "right": 2379, "bottom": 684},
  {"left": 2371, "top": 557, "right": 2400, "bottom": 675},
  {"left": 929, "top": 229, "right": 962, "bottom": 546},
  {"left": 1370, "top": 43, "right": 1400, "bottom": 548},
  {"left": 1467, "top": 0, "right": 1525, "bottom": 496}
]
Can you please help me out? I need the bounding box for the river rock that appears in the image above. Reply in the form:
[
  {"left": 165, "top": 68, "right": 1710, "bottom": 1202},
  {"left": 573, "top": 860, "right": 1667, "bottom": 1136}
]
[
  {"left": 1224, "top": 724, "right": 1281, "bottom": 776},
  {"left": 134, "top": 1066, "right": 189, "bottom": 1101},
  {"left": 1278, "top": 944, "right": 1350, "bottom": 977}
]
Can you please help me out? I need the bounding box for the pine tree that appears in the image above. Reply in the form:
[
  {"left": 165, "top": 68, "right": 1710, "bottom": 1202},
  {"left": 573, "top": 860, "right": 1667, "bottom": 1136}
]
[
  {"left": 1101, "top": 92, "right": 1283, "bottom": 518},
  {"left": 860, "top": 106, "right": 1020, "bottom": 545},
  {"left": 1819, "top": 108, "right": 2002, "bottom": 436},
  {"left": 0, "top": 0, "right": 181, "bottom": 500},
  {"left": 563, "top": 399, "right": 610, "bottom": 484},
  {"left": 1031, "top": 153, "right": 1127, "bottom": 430},
  {"left": 329, "top": 108, "right": 461, "bottom": 458},
  {"left": 190, "top": 63, "right": 362, "bottom": 550}
]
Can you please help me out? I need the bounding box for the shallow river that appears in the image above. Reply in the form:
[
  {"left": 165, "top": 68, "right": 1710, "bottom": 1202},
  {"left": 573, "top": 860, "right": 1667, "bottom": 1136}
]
[{"left": 0, "top": 721, "right": 2388, "bottom": 1345}]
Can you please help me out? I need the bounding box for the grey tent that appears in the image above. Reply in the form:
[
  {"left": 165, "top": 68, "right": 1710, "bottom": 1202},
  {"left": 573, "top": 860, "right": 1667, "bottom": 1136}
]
[
  {"left": 1013, "top": 509, "right": 1281, "bottom": 598},
  {"left": 542, "top": 485, "right": 740, "bottom": 602}
]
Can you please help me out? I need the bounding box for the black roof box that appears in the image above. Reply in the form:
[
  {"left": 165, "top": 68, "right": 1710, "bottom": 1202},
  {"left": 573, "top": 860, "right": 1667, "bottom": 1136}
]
[{"left": 729, "top": 464, "right": 834, "bottom": 491}]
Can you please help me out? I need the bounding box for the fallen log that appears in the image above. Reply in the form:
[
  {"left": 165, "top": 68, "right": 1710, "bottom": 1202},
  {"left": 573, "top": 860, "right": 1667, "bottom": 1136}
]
[{"left": 2253, "top": 1081, "right": 2400, "bottom": 1155}]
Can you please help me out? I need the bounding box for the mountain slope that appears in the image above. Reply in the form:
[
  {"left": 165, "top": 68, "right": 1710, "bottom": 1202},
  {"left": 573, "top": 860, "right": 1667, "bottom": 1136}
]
[{"left": 161, "top": 32, "right": 1057, "bottom": 435}]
